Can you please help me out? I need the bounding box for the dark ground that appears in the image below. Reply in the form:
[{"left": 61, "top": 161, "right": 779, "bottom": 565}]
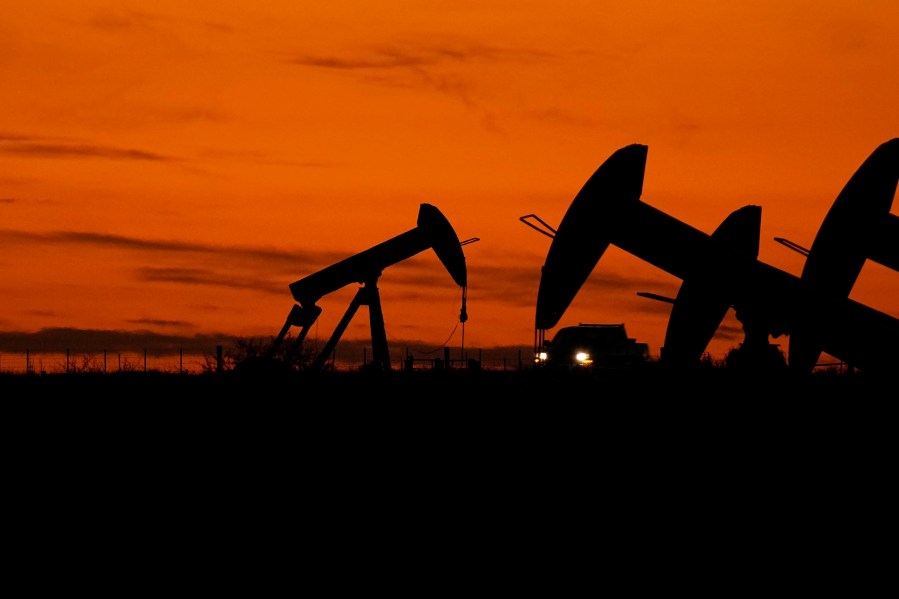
[
  {"left": 0, "top": 359, "right": 884, "bottom": 398},
  {"left": 2, "top": 362, "right": 891, "bottom": 442},
  {"left": 2, "top": 363, "right": 894, "bottom": 582}
]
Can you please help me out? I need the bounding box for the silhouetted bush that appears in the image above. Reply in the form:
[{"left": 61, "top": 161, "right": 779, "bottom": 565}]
[{"left": 202, "top": 334, "right": 317, "bottom": 374}]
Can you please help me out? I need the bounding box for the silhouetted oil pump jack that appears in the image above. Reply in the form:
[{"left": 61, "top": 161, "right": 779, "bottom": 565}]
[
  {"left": 534, "top": 142, "right": 899, "bottom": 375},
  {"left": 270, "top": 203, "right": 469, "bottom": 372},
  {"left": 640, "top": 204, "right": 785, "bottom": 369},
  {"left": 639, "top": 139, "right": 899, "bottom": 370},
  {"left": 526, "top": 203, "right": 781, "bottom": 369},
  {"left": 787, "top": 138, "right": 899, "bottom": 373}
]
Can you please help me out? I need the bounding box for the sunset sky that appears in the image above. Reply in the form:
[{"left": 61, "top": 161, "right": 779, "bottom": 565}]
[{"left": 2, "top": 1, "right": 898, "bottom": 364}]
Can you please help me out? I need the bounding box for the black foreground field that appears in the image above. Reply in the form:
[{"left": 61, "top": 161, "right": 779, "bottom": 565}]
[
  {"left": 4, "top": 361, "right": 893, "bottom": 452},
  {"left": 4, "top": 362, "right": 894, "bottom": 579},
  {"left": 0, "top": 361, "right": 884, "bottom": 400},
  {"left": 2, "top": 362, "right": 891, "bottom": 435},
  {"left": 5, "top": 362, "right": 892, "bottom": 491}
]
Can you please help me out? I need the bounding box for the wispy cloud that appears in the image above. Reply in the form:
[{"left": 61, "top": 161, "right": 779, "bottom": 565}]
[
  {"left": 384, "top": 258, "right": 680, "bottom": 315},
  {"left": 0, "top": 230, "right": 218, "bottom": 253},
  {"left": 0, "top": 327, "right": 236, "bottom": 354},
  {"left": 87, "top": 8, "right": 233, "bottom": 34},
  {"left": 0, "top": 198, "right": 14, "bottom": 204},
  {"left": 142, "top": 106, "right": 228, "bottom": 125},
  {"left": 88, "top": 9, "right": 164, "bottom": 31},
  {"left": 631, "top": 295, "right": 678, "bottom": 316},
  {"left": 134, "top": 267, "right": 286, "bottom": 295},
  {"left": 523, "top": 108, "right": 599, "bottom": 128},
  {"left": 23, "top": 310, "right": 60, "bottom": 318},
  {"left": 430, "top": 262, "right": 676, "bottom": 307},
  {"left": 713, "top": 323, "right": 743, "bottom": 343},
  {"left": 288, "top": 41, "right": 552, "bottom": 71},
  {"left": 196, "top": 148, "right": 336, "bottom": 168},
  {"left": 291, "top": 54, "right": 432, "bottom": 70},
  {"left": 0, "top": 141, "right": 174, "bottom": 162},
  {"left": 0, "top": 226, "right": 683, "bottom": 311},
  {"left": 0, "top": 228, "right": 343, "bottom": 273},
  {"left": 0, "top": 133, "right": 52, "bottom": 142},
  {"left": 1, "top": 131, "right": 180, "bottom": 162},
  {"left": 285, "top": 39, "right": 554, "bottom": 106},
  {"left": 125, "top": 318, "right": 194, "bottom": 328},
  {"left": 581, "top": 272, "right": 679, "bottom": 295},
  {"left": 0, "top": 227, "right": 489, "bottom": 297}
]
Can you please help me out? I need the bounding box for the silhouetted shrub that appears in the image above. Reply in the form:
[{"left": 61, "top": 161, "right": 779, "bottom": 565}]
[{"left": 202, "top": 334, "right": 317, "bottom": 374}]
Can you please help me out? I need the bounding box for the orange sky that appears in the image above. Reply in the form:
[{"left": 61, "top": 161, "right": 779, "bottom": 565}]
[{"left": 2, "top": 1, "right": 898, "bottom": 364}]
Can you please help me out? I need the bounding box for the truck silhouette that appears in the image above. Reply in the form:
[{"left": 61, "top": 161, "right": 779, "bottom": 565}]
[{"left": 537, "top": 323, "right": 649, "bottom": 369}]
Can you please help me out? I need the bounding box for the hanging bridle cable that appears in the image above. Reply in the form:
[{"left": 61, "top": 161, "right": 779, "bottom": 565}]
[{"left": 459, "top": 285, "right": 468, "bottom": 357}]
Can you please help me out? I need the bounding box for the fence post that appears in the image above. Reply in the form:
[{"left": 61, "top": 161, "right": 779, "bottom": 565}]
[
  {"left": 180, "top": 347, "right": 183, "bottom": 375},
  {"left": 26, "top": 349, "right": 30, "bottom": 375},
  {"left": 144, "top": 348, "right": 147, "bottom": 372},
  {"left": 216, "top": 345, "right": 223, "bottom": 373},
  {"left": 66, "top": 348, "right": 69, "bottom": 374}
]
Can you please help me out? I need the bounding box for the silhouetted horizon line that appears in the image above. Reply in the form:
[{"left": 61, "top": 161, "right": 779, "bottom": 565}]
[{"left": 0, "top": 326, "right": 536, "bottom": 357}]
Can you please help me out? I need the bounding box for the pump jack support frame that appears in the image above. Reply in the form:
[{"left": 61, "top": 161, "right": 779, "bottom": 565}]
[{"left": 309, "top": 280, "right": 389, "bottom": 371}]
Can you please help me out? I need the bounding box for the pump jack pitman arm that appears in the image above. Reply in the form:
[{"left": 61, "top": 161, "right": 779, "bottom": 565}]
[{"left": 270, "top": 203, "right": 468, "bottom": 371}]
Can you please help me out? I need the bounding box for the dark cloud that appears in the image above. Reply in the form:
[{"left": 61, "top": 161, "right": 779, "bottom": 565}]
[
  {"left": 23, "top": 310, "right": 60, "bottom": 318},
  {"left": 196, "top": 148, "right": 335, "bottom": 168},
  {"left": 88, "top": 9, "right": 232, "bottom": 34},
  {"left": 0, "top": 228, "right": 344, "bottom": 273},
  {"left": 379, "top": 260, "right": 530, "bottom": 305},
  {"left": 134, "top": 267, "right": 286, "bottom": 295},
  {"left": 0, "top": 229, "right": 211, "bottom": 252},
  {"left": 524, "top": 108, "right": 599, "bottom": 128},
  {"left": 714, "top": 323, "right": 744, "bottom": 343},
  {"left": 285, "top": 40, "right": 553, "bottom": 105},
  {"left": 148, "top": 106, "right": 228, "bottom": 125},
  {"left": 1, "top": 132, "right": 175, "bottom": 161},
  {"left": 0, "top": 226, "right": 681, "bottom": 314},
  {"left": 0, "top": 142, "right": 174, "bottom": 162},
  {"left": 0, "top": 132, "right": 48, "bottom": 142},
  {"left": 89, "top": 9, "right": 159, "bottom": 31},
  {"left": 429, "top": 261, "right": 676, "bottom": 307},
  {"left": 0, "top": 226, "right": 490, "bottom": 297},
  {"left": 581, "top": 272, "right": 679, "bottom": 294},
  {"left": 0, "top": 327, "right": 238, "bottom": 354},
  {"left": 631, "top": 295, "right": 678, "bottom": 316},
  {"left": 290, "top": 54, "right": 432, "bottom": 70},
  {"left": 287, "top": 41, "right": 553, "bottom": 71},
  {"left": 379, "top": 258, "right": 681, "bottom": 316},
  {"left": 0, "top": 198, "right": 14, "bottom": 204},
  {"left": 125, "top": 318, "right": 194, "bottom": 328}
]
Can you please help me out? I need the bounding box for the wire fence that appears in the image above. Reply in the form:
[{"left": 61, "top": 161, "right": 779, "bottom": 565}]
[
  {"left": 0, "top": 349, "right": 214, "bottom": 376},
  {"left": 0, "top": 346, "right": 852, "bottom": 377},
  {"left": 0, "top": 345, "right": 534, "bottom": 375}
]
